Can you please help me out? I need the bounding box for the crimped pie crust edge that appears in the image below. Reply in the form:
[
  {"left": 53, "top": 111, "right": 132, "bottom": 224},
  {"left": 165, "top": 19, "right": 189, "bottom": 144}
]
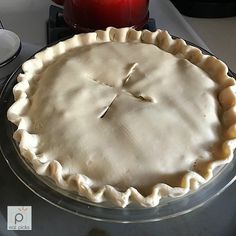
[{"left": 7, "top": 27, "right": 236, "bottom": 208}]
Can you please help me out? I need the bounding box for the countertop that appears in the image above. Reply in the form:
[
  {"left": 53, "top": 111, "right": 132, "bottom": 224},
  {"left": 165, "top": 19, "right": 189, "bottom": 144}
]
[{"left": 184, "top": 16, "right": 236, "bottom": 73}]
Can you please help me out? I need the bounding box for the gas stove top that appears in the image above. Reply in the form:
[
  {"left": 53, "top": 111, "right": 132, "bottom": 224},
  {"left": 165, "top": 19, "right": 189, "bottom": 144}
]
[{"left": 47, "top": 5, "right": 156, "bottom": 44}]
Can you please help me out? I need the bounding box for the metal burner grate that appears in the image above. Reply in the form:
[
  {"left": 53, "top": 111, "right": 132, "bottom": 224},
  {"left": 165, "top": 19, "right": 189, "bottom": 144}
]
[{"left": 47, "top": 5, "right": 156, "bottom": 44}]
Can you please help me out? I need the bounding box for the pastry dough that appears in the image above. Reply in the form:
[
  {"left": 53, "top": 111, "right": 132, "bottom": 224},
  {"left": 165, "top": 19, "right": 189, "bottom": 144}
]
[{"left": 7, "top": 28, "right": 236, "bottom": 207}]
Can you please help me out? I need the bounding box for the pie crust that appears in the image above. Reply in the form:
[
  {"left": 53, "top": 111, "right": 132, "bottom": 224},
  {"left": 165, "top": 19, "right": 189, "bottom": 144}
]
[{"left": 7, "top": 27, "right": 236, "bottom": 208}]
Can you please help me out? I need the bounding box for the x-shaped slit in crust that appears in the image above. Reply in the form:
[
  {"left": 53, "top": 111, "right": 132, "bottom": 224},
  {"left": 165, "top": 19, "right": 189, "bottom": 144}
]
[{"left": 95, "top": 63, "right": 155, "bottom": 118}]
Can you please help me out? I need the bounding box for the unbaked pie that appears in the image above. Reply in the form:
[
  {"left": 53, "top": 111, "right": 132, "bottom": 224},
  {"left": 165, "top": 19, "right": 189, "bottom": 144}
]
[{"left": 7, "top": 28, "right": 236, "bottom": 207}]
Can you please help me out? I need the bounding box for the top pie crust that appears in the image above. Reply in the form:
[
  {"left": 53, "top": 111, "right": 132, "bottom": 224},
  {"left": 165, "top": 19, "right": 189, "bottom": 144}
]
[{"left": 7, "top": 28, "right": 236, "bottom": 207}]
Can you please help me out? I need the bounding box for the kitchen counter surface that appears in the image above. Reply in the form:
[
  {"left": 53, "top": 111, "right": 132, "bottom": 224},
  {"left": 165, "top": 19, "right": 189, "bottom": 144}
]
[{"left": 185, "top": 16, "right": 236, "bottom": 73}]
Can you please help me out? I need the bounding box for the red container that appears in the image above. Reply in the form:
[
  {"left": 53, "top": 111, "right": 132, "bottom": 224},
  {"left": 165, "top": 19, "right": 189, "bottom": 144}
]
[{"left": 52, "top": 0, "right": 149, "bottom": 32}]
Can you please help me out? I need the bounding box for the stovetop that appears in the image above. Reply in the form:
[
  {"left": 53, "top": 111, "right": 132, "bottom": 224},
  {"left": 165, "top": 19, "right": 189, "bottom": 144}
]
[{"left": 47, "top": 5, "right": 156, "bottom": 44}]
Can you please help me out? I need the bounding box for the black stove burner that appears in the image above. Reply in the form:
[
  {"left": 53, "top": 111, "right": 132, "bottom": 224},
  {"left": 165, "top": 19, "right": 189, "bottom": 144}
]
[{"left": 47, "top": 5, "right": 156, "bottom": 44}]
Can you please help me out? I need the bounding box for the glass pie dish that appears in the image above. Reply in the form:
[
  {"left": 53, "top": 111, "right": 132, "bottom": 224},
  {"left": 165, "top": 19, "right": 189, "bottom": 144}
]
[{"left": 0, "top": 38, "right": 236, "bottom": 223}]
